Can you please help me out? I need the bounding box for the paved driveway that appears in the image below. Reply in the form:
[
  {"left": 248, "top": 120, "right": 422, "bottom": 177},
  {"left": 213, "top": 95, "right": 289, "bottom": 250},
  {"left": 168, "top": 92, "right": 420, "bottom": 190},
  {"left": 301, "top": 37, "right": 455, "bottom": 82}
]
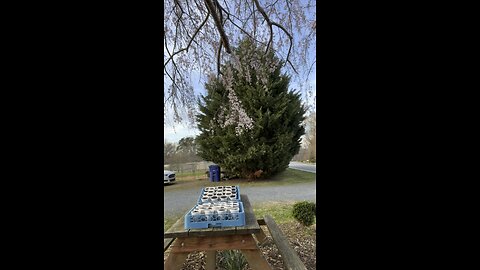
[{"left": 288, "top": 161, "right": 316, "bottom": 173}]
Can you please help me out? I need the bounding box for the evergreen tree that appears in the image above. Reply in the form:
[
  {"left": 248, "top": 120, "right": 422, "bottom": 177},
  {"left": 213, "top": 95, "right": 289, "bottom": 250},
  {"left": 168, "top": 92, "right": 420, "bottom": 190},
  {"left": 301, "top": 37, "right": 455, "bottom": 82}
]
[{"left": 196, "top": 39, "right": 306, "bottom": 179}]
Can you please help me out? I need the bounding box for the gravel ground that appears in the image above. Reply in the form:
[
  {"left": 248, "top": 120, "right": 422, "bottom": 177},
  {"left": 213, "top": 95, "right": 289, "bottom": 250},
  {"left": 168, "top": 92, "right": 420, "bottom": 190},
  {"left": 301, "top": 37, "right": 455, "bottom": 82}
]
[{"left": 164, "top": 182, "right": 316, "bottom": 218}]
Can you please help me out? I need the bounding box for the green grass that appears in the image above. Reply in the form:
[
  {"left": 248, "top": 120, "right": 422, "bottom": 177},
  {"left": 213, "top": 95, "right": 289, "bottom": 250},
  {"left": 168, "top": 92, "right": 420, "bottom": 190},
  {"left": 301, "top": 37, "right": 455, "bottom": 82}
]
[
  {"left": 165, "top": 168, "right": 315, "bottom": 191},
  {"left": 265, "top": 169, "right": 316, "bottom": 185},
  {"left": 175, "top": 171, "right": 207, "bottom": 178},
  {"left": 164, "top": 216, "right": 178, "bottom": 232},
  {"left": 252, "top": 201, "right": 295, "bottom": 224},
  {"left": 253, "top": 201, "right": 316, "bottom": 237}
]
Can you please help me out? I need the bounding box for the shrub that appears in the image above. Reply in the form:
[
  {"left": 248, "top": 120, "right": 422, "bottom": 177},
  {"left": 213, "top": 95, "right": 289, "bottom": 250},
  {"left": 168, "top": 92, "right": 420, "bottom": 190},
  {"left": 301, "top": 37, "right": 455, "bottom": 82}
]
[
  {"left": 219, "top": 250, "right": 248, "bottom": 270},
  {"left": 292, "top": 201, "right": 316, "bottom": 226}
]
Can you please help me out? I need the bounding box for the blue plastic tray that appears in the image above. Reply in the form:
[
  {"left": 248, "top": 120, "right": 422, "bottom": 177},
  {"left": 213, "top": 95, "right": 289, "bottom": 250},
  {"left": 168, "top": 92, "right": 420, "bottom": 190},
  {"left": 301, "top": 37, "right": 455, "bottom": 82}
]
[
  {"left": 184, "top": 201, "right": 246, "bottom": 229},
  {"left": 196, "top": 185, "right": 241, "bottom": 204}
]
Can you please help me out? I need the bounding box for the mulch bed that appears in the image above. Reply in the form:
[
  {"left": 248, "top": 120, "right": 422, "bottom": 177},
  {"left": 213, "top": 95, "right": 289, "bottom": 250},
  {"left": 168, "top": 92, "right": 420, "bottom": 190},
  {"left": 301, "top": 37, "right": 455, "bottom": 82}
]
[{"left": 164, "top": 221, "right": 316, "bottom": 270}]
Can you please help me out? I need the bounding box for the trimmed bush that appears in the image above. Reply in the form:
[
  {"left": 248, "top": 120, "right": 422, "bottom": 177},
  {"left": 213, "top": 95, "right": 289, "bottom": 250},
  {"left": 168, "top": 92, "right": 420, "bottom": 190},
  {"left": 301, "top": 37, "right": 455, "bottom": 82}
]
[{"left": 292, "top": 201, "right": 316, "bottom": 226}]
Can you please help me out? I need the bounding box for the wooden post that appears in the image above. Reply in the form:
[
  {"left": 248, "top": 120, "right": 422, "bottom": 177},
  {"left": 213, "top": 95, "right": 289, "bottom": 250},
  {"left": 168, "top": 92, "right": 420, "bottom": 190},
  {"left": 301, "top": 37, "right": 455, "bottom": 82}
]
[
  {"left": 205, "top": 250, "right": 216, "bottom": 270},
  {"left": 264, "top": 215, "right": 307, "bottom": 270},
  {"left": 254, "top": 228, "right": 268, "bottom": 245},
  {"left": 240, "top": 249, "right": 272, "bottom": 270},
  {"left": 164, "top": 252, "right": 189, "bottom": 270}
]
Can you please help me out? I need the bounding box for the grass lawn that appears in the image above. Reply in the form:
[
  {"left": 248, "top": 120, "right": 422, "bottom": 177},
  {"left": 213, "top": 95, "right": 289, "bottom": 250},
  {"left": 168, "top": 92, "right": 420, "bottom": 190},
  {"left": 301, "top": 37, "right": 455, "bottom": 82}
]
[
  {"left": 164, "top": 216, "right": 178, "bottom": 233},
  {"left": 175, "top": 171, "right": 206, "bottom": 178},
  {"left": 165, "top": 168, "right": 315, "bottom": 191}
]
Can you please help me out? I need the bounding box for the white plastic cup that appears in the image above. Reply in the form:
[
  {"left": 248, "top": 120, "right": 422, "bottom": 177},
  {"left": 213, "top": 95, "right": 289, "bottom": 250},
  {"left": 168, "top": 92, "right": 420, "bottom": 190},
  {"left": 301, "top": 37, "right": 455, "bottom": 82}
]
[
  {"left": 191, "top": 210, "right": 202, "bottom": 221},
  {"left": 204, "top": 209, "right": 213, "bottom": 221},
  {"left": 216, "top": 209, "right": 226, "bottom": 220}
]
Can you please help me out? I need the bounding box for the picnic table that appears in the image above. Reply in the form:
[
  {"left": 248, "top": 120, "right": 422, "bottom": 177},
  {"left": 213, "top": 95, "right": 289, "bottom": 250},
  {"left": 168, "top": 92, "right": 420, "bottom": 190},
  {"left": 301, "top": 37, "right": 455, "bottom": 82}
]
[{"left": 164, "top": 194, "right": 272, "bottom": 269}]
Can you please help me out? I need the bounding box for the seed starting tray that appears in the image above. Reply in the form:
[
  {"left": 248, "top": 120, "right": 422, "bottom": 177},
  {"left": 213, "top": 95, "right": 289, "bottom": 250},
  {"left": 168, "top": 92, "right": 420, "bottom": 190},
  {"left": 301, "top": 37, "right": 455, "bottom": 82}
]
[
  {"left": 196, "top": 185, "right": 241, "bottom": 204},
  {"left": 184, "top": 201, "right": 245, "bottom": 229},
  {"left": 184, "top": 185, "right": 245, "bottom": 229}
]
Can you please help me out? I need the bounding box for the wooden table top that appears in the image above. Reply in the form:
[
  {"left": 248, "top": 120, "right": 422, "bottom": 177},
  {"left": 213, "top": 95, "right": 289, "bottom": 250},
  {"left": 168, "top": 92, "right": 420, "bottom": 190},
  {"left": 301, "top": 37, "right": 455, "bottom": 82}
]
[{"left": 164, "top": 194, "right": 261, "bottom": 238}]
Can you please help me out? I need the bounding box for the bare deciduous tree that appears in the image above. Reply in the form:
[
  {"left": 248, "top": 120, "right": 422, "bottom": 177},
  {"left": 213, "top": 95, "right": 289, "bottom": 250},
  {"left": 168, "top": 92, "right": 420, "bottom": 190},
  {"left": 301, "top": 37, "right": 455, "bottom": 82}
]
[
  {"left": 305, "top": 111, "right": 316, "bottom": 160},
  {"left": 164, "top": 0, "right": 316, "bottom": 125}
]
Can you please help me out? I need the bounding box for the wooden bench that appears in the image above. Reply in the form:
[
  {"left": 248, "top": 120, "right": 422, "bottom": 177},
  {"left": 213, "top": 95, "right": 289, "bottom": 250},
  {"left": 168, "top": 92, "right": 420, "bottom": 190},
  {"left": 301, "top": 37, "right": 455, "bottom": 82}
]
[{"left": 258, "top": 215, "right": 308, "bottom": 270}]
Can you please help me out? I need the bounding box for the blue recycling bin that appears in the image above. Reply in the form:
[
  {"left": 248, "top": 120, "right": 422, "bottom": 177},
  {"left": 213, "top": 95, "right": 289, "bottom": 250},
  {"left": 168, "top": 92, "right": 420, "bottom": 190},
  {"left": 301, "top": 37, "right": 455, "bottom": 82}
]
[{"left": 209, "top": 164, "right": 220, "bottom": 182}]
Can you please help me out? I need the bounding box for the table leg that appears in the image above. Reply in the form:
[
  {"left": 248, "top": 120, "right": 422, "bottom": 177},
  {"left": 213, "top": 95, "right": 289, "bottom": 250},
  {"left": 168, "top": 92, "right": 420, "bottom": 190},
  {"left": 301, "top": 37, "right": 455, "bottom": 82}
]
[
  {"left": 205, "top": 250, "right": 216, "bottom": 270},
  {"left": 254, "top": 228, "right": 268, "bottom": 245},
  {"left": 164, "top": 252, "right": 189, "bottom": 270},
  {"left": 240, "top": 249, "right": 272, "bottom": 270}
]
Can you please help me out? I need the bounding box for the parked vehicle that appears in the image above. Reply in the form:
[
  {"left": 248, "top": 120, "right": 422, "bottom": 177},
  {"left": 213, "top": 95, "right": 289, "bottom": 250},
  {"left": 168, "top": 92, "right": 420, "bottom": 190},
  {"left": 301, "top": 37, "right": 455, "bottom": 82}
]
[{"left": 164, "top": 170, "right": 176, "bottom": 184}]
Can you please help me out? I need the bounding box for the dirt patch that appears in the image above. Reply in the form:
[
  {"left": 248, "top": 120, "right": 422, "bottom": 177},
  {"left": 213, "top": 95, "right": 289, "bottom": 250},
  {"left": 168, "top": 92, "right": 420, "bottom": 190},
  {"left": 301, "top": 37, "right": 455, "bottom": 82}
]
[{"left": 163, "top": 221, "right": 316, "bottom": 270}]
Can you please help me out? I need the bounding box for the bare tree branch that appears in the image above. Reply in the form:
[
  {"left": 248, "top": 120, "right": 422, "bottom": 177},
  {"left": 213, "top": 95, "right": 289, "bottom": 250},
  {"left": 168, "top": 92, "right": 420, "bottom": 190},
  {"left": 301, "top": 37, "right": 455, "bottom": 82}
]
[
  {"left": 164, "top": 0, "right": 316, "bottom": 124},
  {"left": 307, "top": 59, "right": 316, "bottom": 79},
  {"left": 271, "top": 22, "right": 297, "bottom": 73},
  {"left": 215, "top": 3, "right": 266, "bottom": 47},
  {"left": 165, "top": 10, "right": 210, "bottom": 67},
  {"left": 265, "top": 0, "right": 281, "bottom": 9},
  {"left": 204, "top": 0, "right": 231, "bottom": 53},
  {"left": 217, "top": 37, "right": 223, "bottom": 76},
  {"left": 252, "top": 0, "right": 296, "bottom": 73},
  {"left": 252, "top": 0, "right": 273, "bottom": 53}
]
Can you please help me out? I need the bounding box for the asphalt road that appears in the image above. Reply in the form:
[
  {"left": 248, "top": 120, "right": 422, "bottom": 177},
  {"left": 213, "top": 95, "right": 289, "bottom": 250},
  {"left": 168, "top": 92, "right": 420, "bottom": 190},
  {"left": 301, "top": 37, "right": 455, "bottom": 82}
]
[{"left": 288, "top": 161, "right": 316, "bottom": 173}]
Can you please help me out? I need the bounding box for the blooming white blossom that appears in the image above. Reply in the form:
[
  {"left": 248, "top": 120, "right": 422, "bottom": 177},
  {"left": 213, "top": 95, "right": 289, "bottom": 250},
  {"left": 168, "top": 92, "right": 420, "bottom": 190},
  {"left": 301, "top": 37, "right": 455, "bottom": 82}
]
[{"left": 213, "top": 45, "right": 281, "bottom": 136}]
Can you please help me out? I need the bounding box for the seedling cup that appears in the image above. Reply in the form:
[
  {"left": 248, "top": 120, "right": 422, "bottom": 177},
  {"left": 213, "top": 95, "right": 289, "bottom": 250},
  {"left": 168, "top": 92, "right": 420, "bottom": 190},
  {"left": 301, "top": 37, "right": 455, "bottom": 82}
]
[{"left": 216, "top": 208, "right": 227, "bottom": 220}]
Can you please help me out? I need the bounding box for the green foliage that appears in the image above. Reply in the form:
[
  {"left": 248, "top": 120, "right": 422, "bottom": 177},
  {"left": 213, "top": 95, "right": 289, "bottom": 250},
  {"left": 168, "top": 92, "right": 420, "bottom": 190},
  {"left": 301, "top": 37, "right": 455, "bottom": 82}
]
[
  {"left": 219, "top": 250, "right": 248, "bottom": 270},
  {"left": 196, "top": 39, "right": 306, "bottom": 179},
  {"left": 292, "top": 201, "right": 316, "bottom": 226}
]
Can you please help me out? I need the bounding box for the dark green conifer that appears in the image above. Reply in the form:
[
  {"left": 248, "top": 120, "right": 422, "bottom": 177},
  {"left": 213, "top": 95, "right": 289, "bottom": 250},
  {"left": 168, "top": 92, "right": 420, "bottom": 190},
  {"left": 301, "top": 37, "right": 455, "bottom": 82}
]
[{"left": 196, "top": 39, "right": 306, "bottom": 179}]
